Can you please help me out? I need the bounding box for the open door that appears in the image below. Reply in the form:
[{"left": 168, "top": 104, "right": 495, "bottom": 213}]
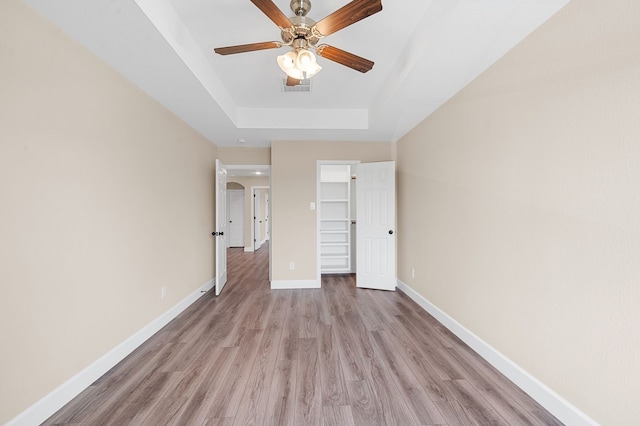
[
  {"left": 356, "top": 161, "right": 396, "bottom": 291},
  {"left": 214, "top": 159, "right": 228, "bottom": 295}
]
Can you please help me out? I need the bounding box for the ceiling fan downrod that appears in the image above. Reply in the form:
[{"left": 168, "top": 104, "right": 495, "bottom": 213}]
[{"left": 290, "top": 0, "right": 311, "bottom": 17}]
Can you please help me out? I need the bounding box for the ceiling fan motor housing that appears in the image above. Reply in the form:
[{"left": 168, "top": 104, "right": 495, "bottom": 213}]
[{"left": 281, "top": 15, "right": 319, "bottom": 46}]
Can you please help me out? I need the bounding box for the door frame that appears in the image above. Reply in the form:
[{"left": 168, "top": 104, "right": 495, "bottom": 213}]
[
  {"left": 251, "top": 185, "right": 269, "bottom": 251},
  {"left": 227, "top": 188, "right": 245, "bottom": 248},
  {"left": 316, "top": 160, "right": 360, "bottom": 283}
]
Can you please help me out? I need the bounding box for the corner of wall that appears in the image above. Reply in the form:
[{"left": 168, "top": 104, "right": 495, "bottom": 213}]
[
  {"left": 7, "top": 279, "right": 215, "bottom": 426},
  {"left": 396, "top": 279, "right": 597, "bottom": 426}
]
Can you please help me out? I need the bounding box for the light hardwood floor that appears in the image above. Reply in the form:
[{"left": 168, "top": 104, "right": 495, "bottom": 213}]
[{"left": 44, "top": 242, "right": 562, "bottom": 425}]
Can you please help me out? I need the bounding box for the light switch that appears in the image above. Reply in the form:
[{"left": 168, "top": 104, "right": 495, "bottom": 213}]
[{"left": 310, "top": 202, "right": 316, "bottom": 210}]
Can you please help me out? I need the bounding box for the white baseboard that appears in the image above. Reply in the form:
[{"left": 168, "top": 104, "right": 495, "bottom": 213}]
[
  {"left": 396, "top": 280, "right": 597, "bottom": 426},
  {"left": 244, "top": 246, "right": 254, "bottom": 253},
  {"left": 270, "top": 279, "right": 320, "bottom": 289},
  {"left": 8, "top": 278, "right": 215, "bottom": 426}
]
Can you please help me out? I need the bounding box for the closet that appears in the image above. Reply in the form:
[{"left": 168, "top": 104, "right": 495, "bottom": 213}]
[{"left": 319, "top": 163, "right": 356, "bottom": 274}]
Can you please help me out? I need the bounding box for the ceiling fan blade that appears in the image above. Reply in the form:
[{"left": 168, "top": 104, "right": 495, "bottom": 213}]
[
  {"left": 214, "top": 41, "right": 282, "bottom": 55},
  {"left": 286, "top": 76, "right": 301, "bottom": 86},
  {"left": 316, "top": 44, "right": 374, "bottom": 73},
  {"left": 250, "top": 0, "right": 293, "bottom": 29},
  {"left": 314, "top": 0, "right": 382, "bottom": 37}
]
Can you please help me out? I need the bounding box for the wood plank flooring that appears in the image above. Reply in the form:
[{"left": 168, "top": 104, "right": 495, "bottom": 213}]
[{"left": 44, "top": 242, "right": 562, "bottom": 425}]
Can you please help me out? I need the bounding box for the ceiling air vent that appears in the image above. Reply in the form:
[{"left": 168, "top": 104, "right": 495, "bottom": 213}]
[{"left": 282, "top": 78, "right": 312, "bottom": 93}]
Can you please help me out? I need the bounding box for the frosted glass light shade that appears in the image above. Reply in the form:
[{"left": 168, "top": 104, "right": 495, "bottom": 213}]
[
  {"left": 296, "top": 50, "right": 315, "bottom": 69},
  {"left": 277, "top": 51, "right": 296, "bottom": 71},
  {"left": 296, "top": 49, "right": 322, "bottom": 78}
]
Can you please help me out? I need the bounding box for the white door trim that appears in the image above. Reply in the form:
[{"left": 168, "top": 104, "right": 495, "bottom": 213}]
[
  {"left": 316, "top": 160, "right": 360, "bottom": 284},
  {"left": 250, "top": 185, "right": 269, "bottom": 251}
]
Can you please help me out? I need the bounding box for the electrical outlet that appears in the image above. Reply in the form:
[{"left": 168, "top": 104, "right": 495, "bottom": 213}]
[
  {"left": 411, "top": 268, "right": 415, "bottom": 279},
  {"left": 289, "top": 261, "right": 295, "bottom": 270},
  {"left": 161, "top": 286, "right": 167, "bottom": 300}
]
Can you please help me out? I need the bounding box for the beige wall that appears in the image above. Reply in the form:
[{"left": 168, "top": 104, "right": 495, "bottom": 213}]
[
  {"left": 227, "top": 176, "right": 270, "bottom": 249},
  {"left": 270, "top": 141, "right": 393, "bottom": 281},
  {"left": 396, "top": 0, "right": 640, "bottom": 424},
  {"left": 0, "top": 1, "right": 217, "bottom": 423}
]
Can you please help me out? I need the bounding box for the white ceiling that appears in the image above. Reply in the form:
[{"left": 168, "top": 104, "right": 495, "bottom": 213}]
[{"left": 24, "top": 0, "right": 570, "bottom": 148}]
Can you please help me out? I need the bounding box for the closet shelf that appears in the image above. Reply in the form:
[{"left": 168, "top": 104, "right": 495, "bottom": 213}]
[{"left": 319, "top": 164, "right": 353, "bottom": 274}]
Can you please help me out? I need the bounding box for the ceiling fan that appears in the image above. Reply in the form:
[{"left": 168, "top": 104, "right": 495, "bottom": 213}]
[{"left": 214, "top": 0, "right": 383, "bottom": 86}]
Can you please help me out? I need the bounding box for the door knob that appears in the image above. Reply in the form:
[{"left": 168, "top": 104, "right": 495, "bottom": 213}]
[{"left": 389, "top": 230, "right": 394, "bottom": 235}]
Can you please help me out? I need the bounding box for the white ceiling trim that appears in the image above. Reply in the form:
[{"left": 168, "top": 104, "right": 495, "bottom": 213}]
[{"left": 134, "top": 0, "right": 237, "bottom": 123}]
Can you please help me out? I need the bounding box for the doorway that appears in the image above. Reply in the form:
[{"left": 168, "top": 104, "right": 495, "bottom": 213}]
[
  {"left": 221, "top": 165, "right": 271, "bottom": 286},
  {"left": 252, "top": 186, "right": 269, "bottom": 251},
  {"left": 227, "top": 184, "right": 245, "bottom": 248},
  {"left": 317, "top": 160, "right": 396, "bottom": 291}
]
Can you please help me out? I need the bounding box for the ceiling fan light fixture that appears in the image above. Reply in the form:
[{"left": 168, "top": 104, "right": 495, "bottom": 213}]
[
  {"left": 296, "top": 48, "right": 322, "bottom": 78},
  {"left": 296, "top": 49, "right": 315, "bottom": 69},
  {"left": 277, "top": 51, "right": 296, "bottom": 71},
  {"left": 278, "top": 48, "right": 321, "bottom": 80},
  {"left": 303, "top": 61, "right": 322, "bottom": 78},
  {"left": 280, "top": 64, "right": 304, "bottom": 79},
  {"left": 277, "top": 51, "right": 304, "bottom": 79}
]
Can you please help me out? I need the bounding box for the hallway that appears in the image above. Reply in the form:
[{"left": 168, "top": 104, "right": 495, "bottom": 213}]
[{"left": 45, "top": 243, "right": 561, "bottom": 425}]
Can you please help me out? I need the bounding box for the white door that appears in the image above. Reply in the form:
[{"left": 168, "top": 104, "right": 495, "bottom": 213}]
[
  {"left": 215, "top": 159, "right": 228, "bottom": 295},
  {"left": 228, "top": 190, "right": 244, "bottom": 247},
  {"left": 356, "top": 161, "right": 396, "bottom": 291},
  {"left": 254, "top": 189, "right": 262, "bottom": 250}
]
